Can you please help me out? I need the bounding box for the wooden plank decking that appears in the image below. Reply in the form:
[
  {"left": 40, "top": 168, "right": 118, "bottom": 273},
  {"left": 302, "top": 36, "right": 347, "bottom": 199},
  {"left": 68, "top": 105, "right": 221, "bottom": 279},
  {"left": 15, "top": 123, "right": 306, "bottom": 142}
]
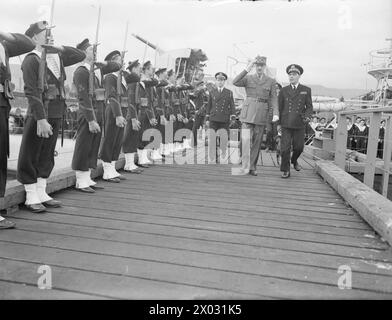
[{"left": 1, "top": 148, "right": 392, "bottom": 299}]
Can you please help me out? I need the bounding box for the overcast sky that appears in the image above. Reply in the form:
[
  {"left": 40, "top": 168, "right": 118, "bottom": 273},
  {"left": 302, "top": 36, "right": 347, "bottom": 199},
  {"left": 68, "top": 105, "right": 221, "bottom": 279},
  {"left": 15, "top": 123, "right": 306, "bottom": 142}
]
[{"left": 2, "top": 0, "right": 391, "bottom": 89}]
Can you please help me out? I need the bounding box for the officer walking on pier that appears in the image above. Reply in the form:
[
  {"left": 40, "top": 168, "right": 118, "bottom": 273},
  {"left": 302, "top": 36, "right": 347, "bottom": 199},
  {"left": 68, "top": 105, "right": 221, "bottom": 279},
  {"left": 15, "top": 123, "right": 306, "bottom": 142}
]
[
  {"left": 232, "top": 55, "right": 278, "bottom": 176},
  {"left": 0, "top": 30, "right": 35, "bottom": 228},
  {"left": 278, "top": 64, "right": 313, "bottom": 178},
  {"left": 205, "top": 72, "right": 235, "bottom": 163}
]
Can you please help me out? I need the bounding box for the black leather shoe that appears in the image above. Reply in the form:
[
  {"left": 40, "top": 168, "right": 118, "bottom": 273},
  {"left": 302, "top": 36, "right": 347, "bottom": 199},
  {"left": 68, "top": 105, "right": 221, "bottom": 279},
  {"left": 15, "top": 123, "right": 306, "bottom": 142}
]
[
  {"left": 0, "top": 219, "right": 15, "bottom": 229},
  {"left": 124, "top": 168, "right": 143, "bottom": 174},
  {"left": 281, "top": 171, "right": 291, "bottom": 179},
  {"left": 248, "top": 170, "right": 258, "bottom": 176},
  {"left": 293, "top": 162, "right": 301, "bottom": 171},
  {"left": 90, "top": 185, "right": 104, "bottom": 190},
  {"left": 76, "top": 187, "right": 95, "bottom": 193},
  {"left": 26, "top": 203, "right": 47, "bottom": 213},
  {"left": 136, "top": 163, "right": 149, "bottom": 168},
  {"left": 117, "top": 175, "right": 126, "bottom": 180},
  {"left": 103, "top": 177, "right": 120, "bottom": 183},
  {"left": 42, "top": 199, "right": 62, "bottom": 208}
]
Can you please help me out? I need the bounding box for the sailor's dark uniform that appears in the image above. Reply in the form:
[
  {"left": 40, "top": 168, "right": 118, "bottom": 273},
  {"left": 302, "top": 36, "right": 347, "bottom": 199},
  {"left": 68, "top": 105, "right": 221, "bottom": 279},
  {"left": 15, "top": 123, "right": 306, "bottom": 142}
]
[
  {"left": 71, "top": 61, "right": 120, "bottom": 173},
  {"left": 190, "top": 85, "right": 208, "bottom": 146},
  {"left": 181, "top": 84, "right": 195, "bottom": 134},
  {"left": 17, "top": 46, "right": 85, "bottom": 185},
  {"left": 135, "top": 80, "right": 156, "bottom": 149},
  {"left": 0, "top": 33, "right": 35, "bottom": 199},
  {"left": 122, "top": 71, "right": 141, "bottom": 154},
  {"left": 99, "top": 72, "right": 126, "bottom": 163},
  {"left": 173, "top": 84, "right": 188, "bottom": 143},
  {"left": 155, "top": 80, "right": 169, "bottom": 145}
]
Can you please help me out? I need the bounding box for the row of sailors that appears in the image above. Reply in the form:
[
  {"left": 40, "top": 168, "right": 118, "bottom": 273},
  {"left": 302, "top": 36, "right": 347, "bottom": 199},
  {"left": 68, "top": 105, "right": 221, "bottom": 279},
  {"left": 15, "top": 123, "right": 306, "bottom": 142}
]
[{"left": 0, "top": 22, "right": 213, "bottom": 228}]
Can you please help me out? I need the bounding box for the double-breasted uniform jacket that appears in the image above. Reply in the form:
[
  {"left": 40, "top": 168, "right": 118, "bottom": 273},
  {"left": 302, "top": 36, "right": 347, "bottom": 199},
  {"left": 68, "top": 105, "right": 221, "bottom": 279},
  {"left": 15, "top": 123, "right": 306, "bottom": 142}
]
[
  {"left": 278, "top": 84, "right": 313, "bottom": 129},
  {"left": 233, "top": 70, "right": 278, "bottom": 126},
  {"left": 206, "top": 87, "right": 235, "bottom": 123},
  {"left": 73, "top": 61, "right": 120, "bottom": 124},
  {"left": 22, "top": 46, "right": 85, "bottom": 120}
]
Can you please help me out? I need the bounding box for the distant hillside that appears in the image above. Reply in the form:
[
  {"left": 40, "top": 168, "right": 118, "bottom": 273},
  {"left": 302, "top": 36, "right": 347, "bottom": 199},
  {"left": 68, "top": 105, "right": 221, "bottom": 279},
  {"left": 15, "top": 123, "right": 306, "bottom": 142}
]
[
  {"left": 204, "top": 75, "right": 369, "bottom": 100},
  {"left": 11, "top": 64, "right": 368, "bottom": 100},
  {"left": 300, "top": 84, "right": 368, "bottom": 100}
]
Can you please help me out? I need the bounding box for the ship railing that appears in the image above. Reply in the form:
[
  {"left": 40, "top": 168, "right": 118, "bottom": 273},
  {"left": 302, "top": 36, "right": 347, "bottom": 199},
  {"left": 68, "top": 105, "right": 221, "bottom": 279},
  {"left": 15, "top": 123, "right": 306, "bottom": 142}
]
[{"left": 335, "top": 106, "right": 392, "bottom": 197}]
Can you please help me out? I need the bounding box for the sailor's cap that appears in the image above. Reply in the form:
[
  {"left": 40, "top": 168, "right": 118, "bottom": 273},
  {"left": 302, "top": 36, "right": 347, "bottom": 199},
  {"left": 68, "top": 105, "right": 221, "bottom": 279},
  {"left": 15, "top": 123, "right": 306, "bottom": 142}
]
[
  {"left": 76, "top": 38, "right": 91, "bottom": 51},
  {"left": 143, "top": 60, "right": 152, "bottom": 70},
  {"left": 155, "top": 68, "right": 167, "bottom": 76},
  {"left": 25, "top": 21, "right": 48, "bottom": 38},
  {"left": 127, "top": 59, "right": 140, "bottom": 71},
  {"left": 104, "top": 50, "right": 121, "bottom": 61},
  {"left": 286, "top": 64, "right": 303, "bottom": 75}
]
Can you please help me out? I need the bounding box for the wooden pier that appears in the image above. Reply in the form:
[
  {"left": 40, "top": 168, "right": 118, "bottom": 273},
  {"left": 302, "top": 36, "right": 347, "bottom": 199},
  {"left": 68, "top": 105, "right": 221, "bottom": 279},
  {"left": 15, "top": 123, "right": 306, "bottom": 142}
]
[{"left": 1, "top": 149, "right": 392, "bottom": 299}]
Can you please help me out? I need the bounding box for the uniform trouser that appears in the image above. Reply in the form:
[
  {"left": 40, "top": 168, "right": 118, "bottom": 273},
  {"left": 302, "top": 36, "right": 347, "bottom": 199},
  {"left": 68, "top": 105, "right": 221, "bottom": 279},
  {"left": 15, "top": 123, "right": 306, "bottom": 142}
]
[
  {"left": 240, "top": 122, "right": 266, "bottom": 171},
  {"left": 174, "top": 120, "right": 184, "bottom": 143},
  {"left": 71, "top": 117, "right": 102, "bottom": 171},
  {"left": 184, "top": 118, "right": 194, "bottom": 142},
  {"left": 192, "top": 114, "right": 205, "bottom": 146},
  {"left": 208, "top": 121, "right": 229, "bottom": 162},
  {"left": 123, "top": 118, "right": 141, "bottom": 153},
  {"left": 17, "top": 116, "right": 61, "bottom": 185},
  {"left": 156, "top": 115, "right": 166, "bottom": 144},
  {"left": 0, "top": 107, "right": 9, "bottom": 197},
  {"left": 99, "top": 108, "right": 124, "bottom": 163},
  {"left": 138, "top": 112, "right": 153, "bottom": 149},
  {"left": 280, "top": 126, "right": 305, "bottom": 172},
  {"left": 265, "top": 122, "right": 278, "bottom": 151}
]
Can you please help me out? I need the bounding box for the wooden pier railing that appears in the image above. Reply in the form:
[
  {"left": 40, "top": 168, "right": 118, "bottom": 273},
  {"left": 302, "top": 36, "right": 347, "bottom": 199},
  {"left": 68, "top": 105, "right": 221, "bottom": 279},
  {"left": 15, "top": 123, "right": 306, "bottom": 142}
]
[{"left": 335, "top": 106, "right": 392, "bottom": 197}]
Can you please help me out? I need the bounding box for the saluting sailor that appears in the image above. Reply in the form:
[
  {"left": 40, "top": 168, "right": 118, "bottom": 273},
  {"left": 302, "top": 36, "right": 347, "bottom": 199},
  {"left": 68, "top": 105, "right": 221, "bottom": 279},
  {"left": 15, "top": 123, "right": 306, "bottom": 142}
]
[
  {"left": 190, "top": 79, "right": 208, "bottom": 148},
  {"left": 154, "top": 68, "right": 171, "bottom": 156},
  {"left": 135, "top": 61, "right": 158, "bottom": 167},
  {"left": 98, "top": 50, "right": 127, "bottom": 182},
  {"left": 232, "top": 55, "right": 278, "bottom": 176},
  {"left": 166, "top": 69, "right": 178, "bottom": 154},
  {"left": 205, "top": 72, "right": 235, "bottom": 162},
  {"left": 278, "top": 64, "right": 313, "bottom": 178},
  {"left": 0, "top": 30, "right": 35, "bottom": 228},
  {"left": 71, "top": 39, "right": 121, "bottom": 192},
  {"left": 17, "top": 21, "right": 85, "bottom": 213},
  {"left": 122, "top": 59, "right": 144, "bottom": 173}
]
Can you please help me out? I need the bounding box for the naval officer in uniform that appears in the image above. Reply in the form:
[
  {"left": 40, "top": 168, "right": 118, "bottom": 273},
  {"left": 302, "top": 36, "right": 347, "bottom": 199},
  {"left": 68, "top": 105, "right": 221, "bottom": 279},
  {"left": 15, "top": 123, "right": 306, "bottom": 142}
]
[
  {"left": 206, "top": 72, "right": 235, "bottom": 163},
  {"left": 278, "top": 64, "right": 313, "bottom": 178},
  {"left": 232, "top": 55, "right": 278, "bottom": 176}
]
